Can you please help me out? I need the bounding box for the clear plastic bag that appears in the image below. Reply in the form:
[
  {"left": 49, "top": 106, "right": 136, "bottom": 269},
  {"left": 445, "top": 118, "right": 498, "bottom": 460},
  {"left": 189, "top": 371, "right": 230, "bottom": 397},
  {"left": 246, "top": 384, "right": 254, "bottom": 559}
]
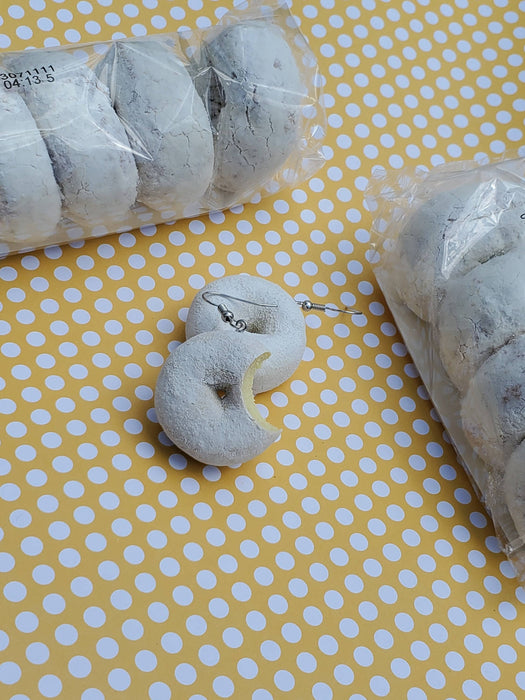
[
  {"left": 0, "top": 0, "right": 325, "bottom": 257},
  {"left": 368, "top": 154, "right": 525, "bottom": 580}
]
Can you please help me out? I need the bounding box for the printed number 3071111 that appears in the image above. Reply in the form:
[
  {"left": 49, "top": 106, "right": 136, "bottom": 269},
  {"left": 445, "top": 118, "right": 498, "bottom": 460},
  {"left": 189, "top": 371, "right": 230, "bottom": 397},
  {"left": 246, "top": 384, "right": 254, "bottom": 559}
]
[{"left": 1, "top": 65, "right": 55, "bottom": 90}]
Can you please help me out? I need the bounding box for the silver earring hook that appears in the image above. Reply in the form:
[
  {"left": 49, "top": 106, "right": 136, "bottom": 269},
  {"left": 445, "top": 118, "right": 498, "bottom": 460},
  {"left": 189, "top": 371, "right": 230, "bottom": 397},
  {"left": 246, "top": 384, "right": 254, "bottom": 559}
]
[
  {"left": 201, "top": 291, "right": 278, "bottom": 332},
  {"left": 296, "top": 299, "right": 363, "bottom": 316},
  {"left": 202, "top": 291, "right": 278, "bottom": 309},
  {"left": 200, "top": 290, "right": 362, "bottom": 332}
]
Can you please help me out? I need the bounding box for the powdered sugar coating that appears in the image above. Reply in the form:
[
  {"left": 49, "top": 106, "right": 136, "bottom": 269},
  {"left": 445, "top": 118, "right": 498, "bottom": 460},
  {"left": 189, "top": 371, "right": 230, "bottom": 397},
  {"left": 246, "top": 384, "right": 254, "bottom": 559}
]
[
  {"left": 7, "top": 49, "right": 138, "bottom": 226},
  {"left": 154, "top": 330, "right": 280, "bottom": 466},
  {"left": 99, "top": 38, "right": 214, "bottom": 213},
  {"left": 199, "top": 21, "right": 306, "bottom": 202},
  {"left": 0, "top": 89, "right": 61, "bottom": 243}
]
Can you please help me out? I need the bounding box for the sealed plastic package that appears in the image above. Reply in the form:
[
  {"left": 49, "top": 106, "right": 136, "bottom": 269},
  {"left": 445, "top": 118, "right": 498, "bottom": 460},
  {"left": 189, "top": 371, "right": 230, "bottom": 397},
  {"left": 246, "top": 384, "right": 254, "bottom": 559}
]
[
  {"left": 0, "top": 1, "right": 325, "bottom": 257},
  {"left": 369, "top": 155, "right": 525, "bottom": 580}
]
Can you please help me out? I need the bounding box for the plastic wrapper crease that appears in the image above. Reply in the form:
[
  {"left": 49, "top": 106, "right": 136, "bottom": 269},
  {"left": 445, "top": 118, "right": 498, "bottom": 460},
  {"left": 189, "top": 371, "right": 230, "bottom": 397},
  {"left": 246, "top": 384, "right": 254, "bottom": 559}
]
[
  {"left": 0, "top": 0, "right": 325, "bottom": 257},
  {"left": 368, "top": 155, "right": 525, "bottom": 581}
]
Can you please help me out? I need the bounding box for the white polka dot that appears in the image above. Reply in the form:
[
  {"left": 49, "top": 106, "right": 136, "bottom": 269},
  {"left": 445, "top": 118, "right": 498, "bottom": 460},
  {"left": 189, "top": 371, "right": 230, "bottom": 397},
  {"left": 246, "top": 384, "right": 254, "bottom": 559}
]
[
  {"left": 148, "top": 682, "right": 171, "bottom": 700},
  {"left": 175, "top": 663, "right": 197, "bottom": 685},
  {"left": 96, "top": 637, "right": 119, "bottom": 659},
  {"left": 38, "top": 674, "right": 63, "bottom": 697},
  {"left": 68, "top": 655, "right": 92, "bottom": 678},
  {"left": 26, "top": 642, "right": 50, "bottom": 665},
  {"left": 83, "top": 607, "right": 106, "bottom": 628},
  {"left": 135, "top": 650, "right": 157, "bottom": 672},
  {"left": 212, "top": 675, "right": 235, "bottom": 698},
  {"left": 54, "top": 624, "right": 78, "bottom": 646},
  {"left": 274, "top": 670, "right": 295, "bottom": 691},
  {"left": 108, "top": 669, "right": 131, "bottom": 691}
]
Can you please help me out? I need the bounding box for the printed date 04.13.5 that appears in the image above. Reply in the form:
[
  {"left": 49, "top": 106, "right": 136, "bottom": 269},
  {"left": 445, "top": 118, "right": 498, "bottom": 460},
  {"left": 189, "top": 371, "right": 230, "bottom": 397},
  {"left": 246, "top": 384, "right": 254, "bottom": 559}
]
[{"left": 1, "top": 65, "right": 55, "bottom": 89}]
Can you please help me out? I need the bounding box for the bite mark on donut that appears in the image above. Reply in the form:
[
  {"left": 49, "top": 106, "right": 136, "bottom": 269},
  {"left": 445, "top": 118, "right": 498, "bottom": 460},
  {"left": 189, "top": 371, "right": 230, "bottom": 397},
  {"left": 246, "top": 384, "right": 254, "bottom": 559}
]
[
  {"left": 207, "top": 351, "right": 278, "bottom": 430},
  {"left": 241, "top": 352, "right": 280, "bottom": 434},
  {"left": 155, "top": 333, "right": 280, "bottom": 466}
]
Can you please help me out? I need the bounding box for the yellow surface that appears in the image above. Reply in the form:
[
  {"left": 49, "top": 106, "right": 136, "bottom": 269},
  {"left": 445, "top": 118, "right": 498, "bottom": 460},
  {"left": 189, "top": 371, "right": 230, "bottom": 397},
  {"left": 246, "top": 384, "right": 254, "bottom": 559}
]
[{"left": 0, "top": 1, "right": 524, "bottom": 699}]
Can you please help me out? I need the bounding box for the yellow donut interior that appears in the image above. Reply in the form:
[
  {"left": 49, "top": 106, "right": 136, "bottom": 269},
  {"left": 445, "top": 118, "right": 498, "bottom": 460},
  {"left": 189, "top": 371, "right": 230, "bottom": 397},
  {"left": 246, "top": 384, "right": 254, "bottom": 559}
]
[{"left": 241, "top": 351, "right": 280, "bottom": 435}]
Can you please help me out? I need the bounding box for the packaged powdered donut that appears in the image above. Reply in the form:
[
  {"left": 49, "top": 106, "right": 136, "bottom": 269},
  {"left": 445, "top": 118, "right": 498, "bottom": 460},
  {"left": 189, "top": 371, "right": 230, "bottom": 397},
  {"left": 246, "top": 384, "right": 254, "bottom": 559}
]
[
  {"left": 368, "top": 153, "right": 525, "bottom": 581},
  {"left": 0, "top": 0, "right": 325, "bottom": 257}
]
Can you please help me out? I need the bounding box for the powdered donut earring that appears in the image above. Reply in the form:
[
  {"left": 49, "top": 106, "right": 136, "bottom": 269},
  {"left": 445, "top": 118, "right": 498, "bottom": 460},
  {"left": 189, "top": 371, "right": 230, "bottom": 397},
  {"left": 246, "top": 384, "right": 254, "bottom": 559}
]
[
  {"left": 155, "top": 330, "right": 280, "bottom": 467},
  {"left": 154, "top": 276, "right": 302, "bottom": 466},
  {"left": 154, "top": 274, "right": 361, "bottom": 467}
]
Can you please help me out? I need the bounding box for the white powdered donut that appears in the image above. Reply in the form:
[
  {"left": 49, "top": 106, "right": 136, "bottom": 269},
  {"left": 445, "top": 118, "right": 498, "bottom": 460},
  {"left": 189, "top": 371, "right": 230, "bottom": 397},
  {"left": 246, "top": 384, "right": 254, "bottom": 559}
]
[
  {"left": 461, "top": 335, "right": 525, "bottom": 472},
  {"left": 0, "top": 89, "right": 61, "bottom": 244},
  {"left": 154, "top": 331, "right": 280, "bottom": 467},
  {"left": 394, "top": 180, "right": 525, "bottom": 321},
  {"left": 185, "top": 275, "right": 306, "bottom": 393},
  {"left": 6, "top": 49, "right": 138, "bottom": 226},
  {"left": 438, "top": 244, "right": 525, "bottom": 394},
  {"left": 98, "top": 38, "right": 214, "bottom": 213},
  {"left": 393, "top": 184, "right": 474, "bottom": 321},
  {"left": 198, "top": 21, "right": 306, "bottom": 202}
]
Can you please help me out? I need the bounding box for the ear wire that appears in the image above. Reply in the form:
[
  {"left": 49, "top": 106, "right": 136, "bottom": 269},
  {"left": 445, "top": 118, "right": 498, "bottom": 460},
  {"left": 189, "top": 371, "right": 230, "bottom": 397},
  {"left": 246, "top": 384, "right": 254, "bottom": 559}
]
[
  {"left": 201, "top": 290, "right": 362, "bottom": 332},
  {"left": 202, "top": 291, "right": 278, "bottom": 308}
]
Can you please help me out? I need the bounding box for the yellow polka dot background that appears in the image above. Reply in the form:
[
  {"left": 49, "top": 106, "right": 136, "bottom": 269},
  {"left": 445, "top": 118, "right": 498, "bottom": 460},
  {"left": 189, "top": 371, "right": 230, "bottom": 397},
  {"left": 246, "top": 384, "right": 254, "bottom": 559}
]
[{"left": 0, "top": 1, "right": 524, "bottom": 699}]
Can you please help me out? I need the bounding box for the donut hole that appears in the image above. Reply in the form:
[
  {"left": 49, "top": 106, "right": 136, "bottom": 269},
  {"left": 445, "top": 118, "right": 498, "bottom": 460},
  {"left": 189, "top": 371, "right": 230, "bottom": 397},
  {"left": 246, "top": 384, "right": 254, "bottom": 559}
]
[
  {"left": 245, "top": 317, "right": 276, "bottom": 335},
  {"left": 245, "top": 321, "right": 265, "bottom": 334},
  {"left": 212, "top": 384, "right": 238, "bottom": 404}
]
